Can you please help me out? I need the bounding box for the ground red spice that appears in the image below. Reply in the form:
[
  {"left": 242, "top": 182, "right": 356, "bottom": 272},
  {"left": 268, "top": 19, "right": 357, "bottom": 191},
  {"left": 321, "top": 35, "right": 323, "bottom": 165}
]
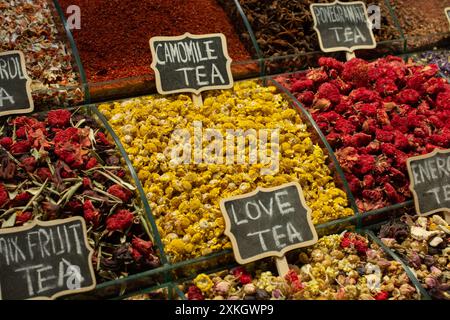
[{"left": 59, "top": 0, "right": 253, "bottom": 83}]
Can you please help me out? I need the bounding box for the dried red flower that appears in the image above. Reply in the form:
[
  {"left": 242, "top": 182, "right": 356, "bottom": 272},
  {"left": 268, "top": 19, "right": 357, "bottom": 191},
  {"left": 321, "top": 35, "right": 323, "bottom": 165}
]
[
  {"left": 0, "top": 184, "right": 9, "bottom": 208},
  {"left": 20, "top": 156, "right": 37, "bottom": 172},
  {"left": 374, "top": 291, "right": 389, "bottom": 300},
  {"left": 132, "top": 236, "right": 154, "bottom": 256},
  {"left": 15, "top": 211, "right": 33, "bottom": 226},
  {"left": 106, "top": 209, "right": 134, "bottom": 231},
  {"left": 83, "top": 200, "right": 101, "bottom": 227},
  {"left": 47, "top": 109, "right": 72, "bottom": 128},
  {"left": 10, "top": 140, "right": 31, "bottom": 155},
  {"left": 0, "top": 137, "right": 13, "bottom": 150},
  {"left": 187, "top": 286, "right": 204, "bottom": 300},
  {"left": 107, "top": 184, "right": 132, "bottom": 203}
]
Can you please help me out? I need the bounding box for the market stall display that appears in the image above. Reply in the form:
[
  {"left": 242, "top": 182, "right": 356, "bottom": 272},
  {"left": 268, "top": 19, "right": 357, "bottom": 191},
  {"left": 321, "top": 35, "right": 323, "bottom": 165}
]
[
  {"left": 378, "top": 213, "right": 450, "bottom": 300},
  {"left": 0, "top": 0, "right": 449, "bottom": 301},
  {"left": 0, "top": 109, "right": 161, "bottom": 285},
  {"left": 181, "top": 232, "right": 422, "bottom": 300},
  {"left": 98, "top": 80, "right": 355, "bottom": 262},
  {"left": 0, "top": 0, "right": 84, "bottom": 107},
  {"left": 275, "top": 56, "right": 450, "bottom": 213}
]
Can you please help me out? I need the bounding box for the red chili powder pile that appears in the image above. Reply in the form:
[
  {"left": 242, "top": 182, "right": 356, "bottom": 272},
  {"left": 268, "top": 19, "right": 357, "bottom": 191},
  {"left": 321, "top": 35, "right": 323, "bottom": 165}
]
[{"left": 59, "top": 0, "right": 253, "bottom": 82}]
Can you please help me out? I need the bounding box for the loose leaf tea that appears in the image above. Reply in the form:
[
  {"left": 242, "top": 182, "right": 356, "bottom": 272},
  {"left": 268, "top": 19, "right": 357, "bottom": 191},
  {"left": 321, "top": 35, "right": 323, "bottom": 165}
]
[
  {"left": 378, "top": 213, "right": 450, "bottom": 300},
  {"left": 235, "top": 0, "right": 400, "bottom": 58},
  {"left": 58, "top": 0, "right": 252, "bottom": 83},
  {"left": 275, "top": 56, "right": 450, "bottom": 213},
  {"left": 0, "top": 0, "right": 83, "bottom": 107},
  {"left": 0, "top": 108, "right": 161, "bottom": 283},
  {"left": 182, "top": 232, "right": 421, "bottom": 300}
]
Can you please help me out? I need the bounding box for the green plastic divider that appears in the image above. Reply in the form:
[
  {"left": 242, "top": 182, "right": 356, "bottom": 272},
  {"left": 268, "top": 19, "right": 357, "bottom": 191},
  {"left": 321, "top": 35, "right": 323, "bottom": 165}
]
[
  {"left": 365, "top": 230, "right": 432, "bottom": 300},
  {"left": 52, "top": 0, "right": 90, "bottom": 104},
  {"left": 91, "top": 105, "right": 168, "bottom": 267}
]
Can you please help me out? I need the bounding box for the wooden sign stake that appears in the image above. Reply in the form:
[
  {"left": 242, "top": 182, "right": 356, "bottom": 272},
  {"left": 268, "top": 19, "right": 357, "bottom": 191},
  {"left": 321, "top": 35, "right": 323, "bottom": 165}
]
[
  {"left": 192, "top": 93, "right": 203, "bottom": 107},
  {"left": 346, "top": 51, "right": 356, "bottom": 61},
  {"left": 275, "top": 256, "right": 290, "bottom": 277}
]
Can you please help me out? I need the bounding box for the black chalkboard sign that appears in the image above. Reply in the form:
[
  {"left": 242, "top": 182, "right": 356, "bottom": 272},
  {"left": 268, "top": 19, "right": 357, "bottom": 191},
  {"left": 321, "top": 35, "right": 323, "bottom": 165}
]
[
  {"left": 0, "top": 217, "right": 96, "bottom": 300},
  {"left": 150, "top": 33, "right": 233, "bottom": 95},
  {"left": 407, "top": 149, "right": 450, "bottom": 216},
  {"left": 310, "top": 1, "right": 376, "bottom": 52},
  {"left": 220, "top": 182, "right": 318, "bottom": 264},
  {"left": 0, "top": 51, "right": 34, "bottom": 117}
]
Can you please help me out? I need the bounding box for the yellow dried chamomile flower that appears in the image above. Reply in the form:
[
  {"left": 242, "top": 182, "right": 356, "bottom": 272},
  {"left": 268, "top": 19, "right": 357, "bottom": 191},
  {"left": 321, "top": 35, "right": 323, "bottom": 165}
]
[
  {"left": 193, "top": 274, "right": 214, "bottom": 293},
  {"left": 99, "top": 81, "right": 355, "bottom": 262}
]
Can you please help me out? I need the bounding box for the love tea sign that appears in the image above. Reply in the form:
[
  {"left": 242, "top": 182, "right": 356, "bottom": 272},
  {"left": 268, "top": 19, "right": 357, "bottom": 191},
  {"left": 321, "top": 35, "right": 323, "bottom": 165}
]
[
  {"left": 0, "top": 217, "right": 96, "bottom": 300},
  {"left": 150, "top": 33, "right": 233, "bottom": 95},
  {"left": 0, "top": 51, "right": 34, "bottom": 117},
  {"left": 310, "top": 1, "right": 376, "bottom": 52},
  {"left": 220, "top": 182, "right": 318, "bottom": 264},
  {"left": 407, "top": 149, "right": 450, "bottom": 216}
]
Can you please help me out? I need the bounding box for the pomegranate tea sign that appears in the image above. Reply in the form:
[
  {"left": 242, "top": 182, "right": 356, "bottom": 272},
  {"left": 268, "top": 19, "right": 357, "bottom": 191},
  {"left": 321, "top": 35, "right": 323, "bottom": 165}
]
[
  {"left": 0, "top": 51, "right": 34, "bottom": 117},
  {"left": 220, "top": 182, "right": 318, "bottom": 264},
  {"left": 407, "top": 149, "right": 450, "bottom": 216},
  {"left": 310, "top": 1, "right": 376, "bottom": 52},
  {"left": 150, "top": 33, "right": 233, "bottom": 95},
  {"left": 0, "top": 217, "right": 96, "bottom": 300}
]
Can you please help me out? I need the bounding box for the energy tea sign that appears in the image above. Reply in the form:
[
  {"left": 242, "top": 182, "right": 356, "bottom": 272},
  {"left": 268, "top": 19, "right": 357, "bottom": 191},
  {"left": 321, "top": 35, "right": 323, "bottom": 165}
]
[
  {"left": 150, "top": 33, "right": 233, "bottom": 95},
  {"left": 311, "top": 1, "right": 376, "bottom": 52},
  {"left": 0, "top": 217, "right": 96, "bottom": 300},
  {"left": 0, "top": 51, "right": 34, "bottom": 117},
  {"left": 220, "top": 182, "right": 318, "bottom": 264},
  {"left": 407, "top": 149, "right": 450, "bottom": 216}
]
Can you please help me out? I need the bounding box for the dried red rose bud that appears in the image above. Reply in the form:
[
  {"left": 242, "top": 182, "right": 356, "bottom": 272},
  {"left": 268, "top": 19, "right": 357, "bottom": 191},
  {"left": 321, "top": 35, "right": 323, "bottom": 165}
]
[
  {"left": 47, "top": 109, "right": 72, "bottom": 128},
  {"left": 187, "top": 286, "right": 204, "bottom": 300},
  {"left": 0, "top": 137, "right": 13, "bottom": 150},
  {"left": 15, "top": 211, "right": 33, "bottom": 226},
  {"left": 374, "top": 291, "right": 389, "bottom": 300},
  {"left": 291, "top": 79, "right": 314, "bottom": 92},
  {"left": 10, "top": 140, "right": 31, "bottom": 155},
  {"left": 85, "top": 157, "right": 98, "bottom": 169},
  {"left": 36, "top": 167, "right": 53, "bottom": 182},
  {"left": 82, "top": 177, "right": 92, "bottom": 189},
  {"left": 20, "top": 156, "right": 37, "bottom": 172},
  {"left": 107, "top": 184, "right": 132, "bottom": 203},
  {"left": 106, "top": 209, "right": 134, "bottom": 232},
  {"left": 83, "top": 200, "right": 101, "bottom": 227},
  {"left": 95, "top": 132, "right": 111, "bottom": 146},
  {"left": 317, "top": 82, "right": 341, "bottom": 105},
  {"left": 13, "top": 192, "right": 31, "bottom": 206},
  {"left": 296, "top": 91, "right": 315, "bottom": 105},
  {"left": 132, "top": 236, "right": 154, "bottom": 255}
]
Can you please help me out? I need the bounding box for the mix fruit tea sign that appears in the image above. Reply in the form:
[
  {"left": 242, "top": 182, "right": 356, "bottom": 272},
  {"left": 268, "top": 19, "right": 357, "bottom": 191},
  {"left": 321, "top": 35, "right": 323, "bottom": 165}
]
[
  {"left": 220, "top": 182, "right": 318, "bottom": 276},
  {"left": 150, "top": 33, "right": 233, "bottom": 106},
  {"left": 0, "top": 217, "right": 96, "bottom": 300}
]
